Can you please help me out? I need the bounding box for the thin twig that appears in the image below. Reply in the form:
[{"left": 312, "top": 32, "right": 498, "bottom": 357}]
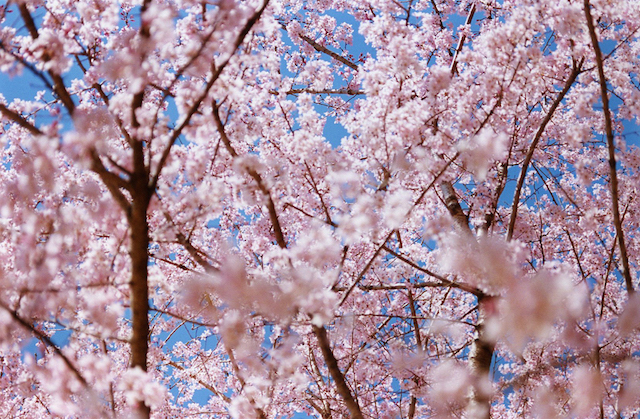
[{"left": 381, "top": 245, "right": 485, "bottom": 297}]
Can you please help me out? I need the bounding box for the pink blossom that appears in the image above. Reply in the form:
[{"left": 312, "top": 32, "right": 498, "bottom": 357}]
[
  {"left": 1, "top": 1, "right": 640, "bottom": 418},
  {"left": 118, "top": 367, "right": 167, "bottom": 409}
]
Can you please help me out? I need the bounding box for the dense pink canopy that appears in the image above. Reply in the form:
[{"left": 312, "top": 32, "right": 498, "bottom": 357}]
[{"left": 0, "top": 0, "right": 639, "bottom": 417}]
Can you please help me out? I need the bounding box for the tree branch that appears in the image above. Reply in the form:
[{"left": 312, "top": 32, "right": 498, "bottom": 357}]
[
  {"left": 271, "top": 88, "right": 364, "bottom": 96},
  {"left": 313, "top": 325, "right": 364, "bottom": 419},
  {"left": 450, "top": 3, "right": 476, "bottom": 75},
  {"left": 166, "top": 361, "right": 231, "bottom": 403},
  {"left": 338, "top": 230, "right": 395, "bottom": 307},
  {"left": 149, "top": 0, "right": 270, "bottom": 191},
  {"left": 158, "top": 205, "right": 219, "bottom": 274},
  {"left": 0, "top": 104, "right": 43, "bottom": 136},
  {"left": 438, "top": 181, "right": 494, "bottom": 419},
  {"left": 584, "top": 0, "right": 634, "bottom": 294},
  {"left": 407, "top": 290, "right": 421, "bottom": 419},
  {"left": 507, "top": 59, "right": 583, "bottom": 241},
  {"left": 0, "top": 301, "right": 88, "bottom": 387},
  {"left": 212, "top": 102, "right": 287, "bottom": 248},
  {"left": 304, "top": 161, "right": 335, "bottom": 226},
  {"left": 18, "top": 4, "right": 75, "bottom": 114},
  {"left": 440, "top": 180, "right": 470, "bottom": 232},
  {"left": 381, "top": 244, "right": 485, "bottom": 297},
  {"left": 298, "top": 33, "right": 359, "bottom": 71},
  {"left": 89, "top": 150, "right": 132, "bottom": 215}
]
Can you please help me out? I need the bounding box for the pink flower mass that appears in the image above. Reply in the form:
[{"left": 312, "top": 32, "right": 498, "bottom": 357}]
[{"left": 0, "top": 0, "right": 639, "bottom": 417}]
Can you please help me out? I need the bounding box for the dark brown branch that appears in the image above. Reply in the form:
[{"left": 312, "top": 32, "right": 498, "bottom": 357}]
[
  {"left": 438, "top": 181, "right": 493, "bottom": 419},
  {"left": 271, "top": 88, "right": 364, "bottom": 96},
  {"left": 126, "top": 16, "right": 155, "bottom": 409},
  {"left": 450, "top": 4, "right": 476, "bottom": 75},
  {"left": 158, "top": 206, "right": 219, "bottom": 274},
  {"left": 220, "top": 0, "right": 271, "bottom": 75},
  {"left": 565, "top": 229, "right": 587, "bottom": 280},
  {"left": 298, "top": 34, "right": 359, "bottom": 70},
  {"left": 381, "top": 245, "right": 485, "bottom": 297},
  {"left": 440, "top": 181, "right": 470, "bottom": 232},
  {"left": 407, "top": 290, "right": 422, "bottom": 349},
  {"left": 51, "top": 75, "right": 75, "bottom": 114},
  {"left": 17, "top": 4, "right": 39, "bottom": 39},
  {"left": 128, "top": 184, "right": 152, "bottom": 380},
  {"left": 130, "top": 0, "right": 152, "bottom": 130},
  {"left": 151, "top": 308, "right": 218, "bottom": 328},
  {"left": 0, "top": 301, "right": 88, "bottom": 387},
  {"left": 313, "top": 325, "right": 364, "bottom": 419},
  {"left": 584, "top": 0, "right": 634, "bottom": 294},
  {"left": 0, "top": 104, "right": 43, "bottom": 136},
  {"left": 89, "top": 150, "right": 132, "bottom": 215},
  {"left": 479, "top": 162, "right": 508, "bottom": 235},
  {"left": 429, "top": 0, "right": 445, "bottom": 30},
  {"left": 284, "top": 202, "right": 323, "bottom": 223},
  {"left": 507, "top": 59, "right": 583, "bottom": 241},
  {"left": 127, "top": 171, "right": 152, "bottom": 417},
  {"left": 1, "top": 45, "right": 54, "bottom": 91},
  {"left": 176, "top": 231, "right": 219, "bottom": 273},
  {"left": 212, "top": 102, "right": 287, "bottom": 248},
  {"left": 18, "top": 4, "right": 75, "bottom": 114},
  {"left": 333, "top": 279, "right": 474, "bottom": 292},
  {"left": 149, "top": 0, "right": 270, "bottom": 191},
  {"left": 407, "top": 290, "right": 421, "bottom": 419}
]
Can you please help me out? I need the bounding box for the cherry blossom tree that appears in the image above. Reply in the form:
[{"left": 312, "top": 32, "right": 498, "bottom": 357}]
[{"left": 0, "top": 0, "right": 639, "bottom": 417}]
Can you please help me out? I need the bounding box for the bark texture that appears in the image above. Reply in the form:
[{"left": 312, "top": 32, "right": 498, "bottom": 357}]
[{"left": 440, "top": 181, "right": 494, "bottom": 419}]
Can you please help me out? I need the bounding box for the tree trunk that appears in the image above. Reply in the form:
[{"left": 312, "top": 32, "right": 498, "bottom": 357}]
[
  {"left": 129, "top": 159, "right": 152, "bottom": 418},
  {"left": 467, "top": 296, "right": 495, "bottom": 419}
]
